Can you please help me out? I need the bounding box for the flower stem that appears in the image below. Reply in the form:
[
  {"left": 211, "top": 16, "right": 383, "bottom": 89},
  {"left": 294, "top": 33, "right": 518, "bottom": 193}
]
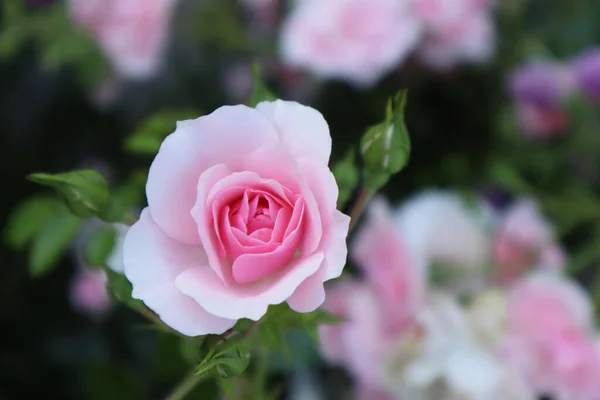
[
  {"left": 165, "top": 370, "right": 205, "bottom": 400},
  {"left": 348, "top": 188, "right": 372, "bottom": 231}
]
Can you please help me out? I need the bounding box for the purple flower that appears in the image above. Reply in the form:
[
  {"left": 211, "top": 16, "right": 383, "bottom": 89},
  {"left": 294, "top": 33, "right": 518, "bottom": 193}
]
[
  {"left": 509, "top": 61, "right": 574, "bottom": 107},
  {"left": 573, "top": 49, "right": 600, "bottom": 102}
]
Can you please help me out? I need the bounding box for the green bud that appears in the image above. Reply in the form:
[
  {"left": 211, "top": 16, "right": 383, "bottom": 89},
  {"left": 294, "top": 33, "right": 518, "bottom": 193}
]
[{"left": 360, "top": 91, "right": 411, "bottom": 189}]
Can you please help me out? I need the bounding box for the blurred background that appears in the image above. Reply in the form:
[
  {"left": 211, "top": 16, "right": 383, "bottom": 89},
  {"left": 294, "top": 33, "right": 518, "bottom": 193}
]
[{"left": 1, "top": 0, "right": 600, "bottom": 399}]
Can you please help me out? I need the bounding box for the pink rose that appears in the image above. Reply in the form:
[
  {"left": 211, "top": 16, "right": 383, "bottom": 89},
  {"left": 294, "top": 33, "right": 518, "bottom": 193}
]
[
  {"left": 280, "top": 0, "right": 423, "bottom": 86},
  {"left": 503, "top": 273, "right": 600, "bottom": 399},
  {"left": 351, "top": 198, "right": 425, "bottom": 334},
  {"left": 123, "top": 101, "right": 350, "bottom": 336},
  {"left": 492, "top": 199, "right": 564, "bottom": 284},
  {"left": 68, "top": 0, "right": 177, "bottom": 79},
  {"left": 69, "top": 268, "right": 111, "bottom": 317}
]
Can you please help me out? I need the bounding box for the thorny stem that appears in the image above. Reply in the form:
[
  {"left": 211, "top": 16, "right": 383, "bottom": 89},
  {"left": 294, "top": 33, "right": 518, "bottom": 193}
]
[{"left": 348, "top": 188, "right": 372, "bottom": 231}]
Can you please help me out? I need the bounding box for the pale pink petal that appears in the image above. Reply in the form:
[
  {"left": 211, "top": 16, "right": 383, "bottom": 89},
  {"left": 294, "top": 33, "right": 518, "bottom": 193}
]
[
  {"left": 287, "top": 268, "right": 326, "bottom": 312},
  {"left": 175, "top": 252, "right": 325, "bottom": 321},
  {"left": 146, "top": 105, "right": 278, "bottom": 245},
  {"left": 321, "top": 210, "right": 351, "bottom": 280},
  {"left": 256, "top": 100, "right": 331, "bottom": 164},
  {"left": 123, "top": 209, "right": 236, "bottom": 335}
]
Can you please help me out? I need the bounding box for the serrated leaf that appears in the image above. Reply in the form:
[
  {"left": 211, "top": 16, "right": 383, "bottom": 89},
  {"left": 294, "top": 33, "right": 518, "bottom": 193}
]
[
  {"left": 4, "top": 195, "right": 60, "bottom": 249},
  {"left": 29, "top": 211, "right": 80, "bottom": 277},
  {"left": 125, "top": 110, "right": 200, "bottom": 155},
  {"left": 28, "top": 170, "right": 110, "bottom": 218},
  {"left": 85, "top": 226, "right": 117, "bottom": 267}
]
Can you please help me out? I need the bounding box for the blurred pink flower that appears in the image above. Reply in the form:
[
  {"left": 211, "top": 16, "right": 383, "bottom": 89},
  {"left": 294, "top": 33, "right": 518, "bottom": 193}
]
[
  {"left": 69, "top": 268, "right": 111, "bottom": 317},
  {"left": 351, "top": 198, "right": 426, "bottom": 334},
  {"left": 319, "top": 281, "right": 393, "bottom": 391},
  {"left": 492, "top": 199, "right": 564, "bottom": 284},
  {"left": 280, "top": 0, "right": 422, "bottom": 86},
  {"left": 413, "top": 0, "right": 495, "bottom": 69},
  {"left": 515, "top": 101, "right": 569, "bottom": 138},
  {"left": 68, "top": 0, "right": 177, "bottom": 79},
  {"left": 503, "top": 272, "right": 600, "bottom": 399}
]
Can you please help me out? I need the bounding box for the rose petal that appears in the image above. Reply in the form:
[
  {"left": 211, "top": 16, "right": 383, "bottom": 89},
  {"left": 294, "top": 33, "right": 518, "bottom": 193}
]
[
  {"left": 193, "top": 164, "right": 232, "bottom": 282},
  {"left": 175, "top": 252, "right": 325, "bottom": 321},
  {"left": 147, "top": 105, "right": 278, "bottom": 245},
  {"left": 244, "top": 143, "right": 323, "bottom": 255},
  {"left": 321, "top": 210, "right": 351, "bottom": 280},
  {"left": 123, "top": 209, "right": 236, "bottom": 335},
  {"left": 232, "top": 214, "right": 304, "bottom": 284},
  {"left": 287, "top": 268, "right": 326, "bottom": 312},
  {"left": 256, "top": 100, "right": 332, "bottom": 164}
]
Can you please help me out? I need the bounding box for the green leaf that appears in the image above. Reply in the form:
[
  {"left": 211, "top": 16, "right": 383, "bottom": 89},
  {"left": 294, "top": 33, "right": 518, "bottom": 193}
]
[
  {"left": 105, "top": 269, "right": 143, "bottom": 310},
  {"left": 28, "top": 170, "right": 110, "bottom": 218},
  {"left": 489, "top": 161, "right": 532, "bottom": 194},
  {"left": 29, "top": 211, "right": 80, "bottom": 277},
  {"left": 195, "top": 340, "right": 252, "bottom": 379},
  {"left": 85, "top": 226, "right": 117, "bottom": 267},
  {"left": 125, "top": 110, "right": 200, "bottom": 155},
  {"left": 4, "top": 195, "right": 60, "bottom": 249},
  {"left": 247, "top": 62, "right": 277, "bottom": 107},
  {"left": 332, "top": 149, "right": 359, "bottom": 208}
]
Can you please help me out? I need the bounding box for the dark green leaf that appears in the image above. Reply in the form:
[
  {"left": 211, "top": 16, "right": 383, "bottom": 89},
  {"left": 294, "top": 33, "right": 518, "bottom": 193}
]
[
  {"left": 85, "top": 226, "right": 117, "bottom": 267},
  {"left": 105, "top": 269, "right": 143, "bottom": 310},
  {"left": 29, "top": 211, "right": 80, "bottom": 277},
  {"left": 125, "top": 110, "right": 200, "bottom": 155},
  {"left": 28, "top": 170, "right": 110, "bottom": 218},
  {"left": 4, "top": 195, "right": 60, "bottom": 249}
]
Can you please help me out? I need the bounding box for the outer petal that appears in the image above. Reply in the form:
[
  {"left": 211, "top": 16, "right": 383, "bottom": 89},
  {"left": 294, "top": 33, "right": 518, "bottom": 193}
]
[
  {"left": 321, "top": 210, "right": 350, "bottom": 280},
  {"left": 256, "top": 100, "right": 331, "bottom": 164},
  {"left": 146, "top": 105, "right": 278, "bottom": 245},
  {"left": 175, "top": 252, "right": 325, "bottom": 320},
  {"left": 286, "top": 268, "right": 326, "bottom": 312},
  {"left": 123, "top": 209, "right": 236, "bottom": 335}
]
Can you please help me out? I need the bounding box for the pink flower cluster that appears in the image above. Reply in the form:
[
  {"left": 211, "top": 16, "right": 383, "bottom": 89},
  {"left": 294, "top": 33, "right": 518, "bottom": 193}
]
[
  {"left": 280, "top": 0, "right": 495, "bottom": 86},
  {"left": 319, "top": 191, "right": 600, "bottom": 400},
  {"left": 509, "top": 49, "right": 600, "bottom": 138}
]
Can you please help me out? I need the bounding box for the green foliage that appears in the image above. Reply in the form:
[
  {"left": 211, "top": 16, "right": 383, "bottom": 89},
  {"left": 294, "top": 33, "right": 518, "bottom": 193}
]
[
  {"left": 85, "top": 226, "right": 117, "bottom": 267},
  {"left": 28, "top": 169, "right": 132, "bottom": 223},
  {"left": 28, "top": 170, "right": 110, "bottom": 218},
  {"left": 194, "top": 335, "right": 251, "bottom": 379},
  {"left": 4, "top": 195, "right": 60, "bottom": 249},
  {"left": 84, "top": 362, "right": 146, "bottom": 400},
  {"left": 28, "top": 209, "right": 80, "bottom": 277},
  {"left": 0, "top": 0, "right": 108, "bottom": 83},
  {"left": 105, "top": 269, "right": 144, "bottom": 311},
  {"left": 332, "top": 149, "right": 359, "bottom": 209},
  {"left": 125, "top": 110, "right": 201, "bottom": 155},
  {"left": 361, "top": 91, "right": 411, "bottom": 191},
  {"left": 247, "top": 62, "right": 277, "bottom": 107}
]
